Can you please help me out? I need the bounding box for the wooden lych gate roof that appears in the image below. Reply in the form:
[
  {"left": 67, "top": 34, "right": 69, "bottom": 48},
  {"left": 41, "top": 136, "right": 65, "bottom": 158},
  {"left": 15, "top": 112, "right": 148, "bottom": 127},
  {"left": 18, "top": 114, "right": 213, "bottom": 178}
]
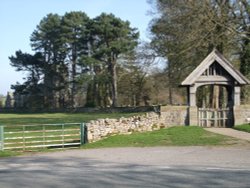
[{"left": 181, "top": 49, "right": 250, "bottom": 86}]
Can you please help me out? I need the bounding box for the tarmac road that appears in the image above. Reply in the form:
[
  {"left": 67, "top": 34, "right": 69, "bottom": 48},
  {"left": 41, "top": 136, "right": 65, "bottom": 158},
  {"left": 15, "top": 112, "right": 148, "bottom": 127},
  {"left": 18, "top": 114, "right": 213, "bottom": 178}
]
[{"left": 1, "top": 146, "right": 250, "bottom": 188}]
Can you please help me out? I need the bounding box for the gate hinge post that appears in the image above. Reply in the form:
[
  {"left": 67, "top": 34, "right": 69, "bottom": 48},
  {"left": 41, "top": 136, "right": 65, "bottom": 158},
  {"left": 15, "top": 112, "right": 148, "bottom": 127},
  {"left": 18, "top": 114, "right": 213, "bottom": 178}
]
[
  {"left": 0, "top": 126, "right": 4, "bottom": 151},
  {"left": 80, "top": 123, "right": 87, "bottom": 145}
]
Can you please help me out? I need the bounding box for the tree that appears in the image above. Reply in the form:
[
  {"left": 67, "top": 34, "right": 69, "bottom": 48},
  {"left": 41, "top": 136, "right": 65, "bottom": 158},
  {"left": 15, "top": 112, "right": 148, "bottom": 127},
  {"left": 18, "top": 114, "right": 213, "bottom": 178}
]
[
  {"left": 9, "top": 51, "right": 45, "bottom": 108},
  {"left": 91, "top": 13, "right": 139, "bottom": 107},
  {"left": 10, "top": 12, "right": 141, "bottom": 108},
  {"left": 150, "top": 0, "right": 240, "bottom": 106},
  {"left": 30, "top": 13, "right": 68, "bottom": 108},
  {"left": 238, "top": 0, "right": 250, "bottom": 103},
  {"left": 118, "top": 42, "right": 157, "bottom": 106},
  {"left": 61, "top": 12, "right": 91, "bottom": 107},
  {"left": 9, "top": 51, "right": 44, "bottom": 84},
  {"left": 0, "top": 94, "right": 4, "bottom": 108}
]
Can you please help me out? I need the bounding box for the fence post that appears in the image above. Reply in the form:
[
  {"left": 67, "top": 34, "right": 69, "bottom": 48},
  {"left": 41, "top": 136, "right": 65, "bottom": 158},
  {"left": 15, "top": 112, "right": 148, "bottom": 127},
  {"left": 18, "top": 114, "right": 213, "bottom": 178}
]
[
  {"left": 80, "top": 123, "right": 87, "bottom": 145},
  {"left": 62, "top": 124, "right": 65, "bottom": 148},
  {"left": 0, "top": 126, "right": 4, "bottom": 151}
]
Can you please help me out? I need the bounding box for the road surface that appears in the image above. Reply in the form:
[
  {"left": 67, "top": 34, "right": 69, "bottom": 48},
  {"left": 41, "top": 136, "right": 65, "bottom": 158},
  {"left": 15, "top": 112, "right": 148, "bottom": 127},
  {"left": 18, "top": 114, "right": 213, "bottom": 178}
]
[{"left": 1, "top": 146, "right": 250, "bottom": 188}]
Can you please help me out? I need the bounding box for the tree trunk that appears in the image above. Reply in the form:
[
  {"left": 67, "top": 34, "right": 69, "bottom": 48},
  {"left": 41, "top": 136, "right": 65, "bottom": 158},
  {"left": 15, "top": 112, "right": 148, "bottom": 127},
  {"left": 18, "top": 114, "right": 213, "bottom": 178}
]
[
  {"left": 71, "top": 59, "right": 76, "bottom": 108},
  {"left": 167, "top": 63, "right": 173, "bottom": 105},
  {"left": 109, "top": 62, "right": 118, "bottom": 107},
  {"left": 86, "top": 81, "right": 95, "bottom": 107},
  {"left": 210, "top": 85, "right": 220, "bottom": 109}
]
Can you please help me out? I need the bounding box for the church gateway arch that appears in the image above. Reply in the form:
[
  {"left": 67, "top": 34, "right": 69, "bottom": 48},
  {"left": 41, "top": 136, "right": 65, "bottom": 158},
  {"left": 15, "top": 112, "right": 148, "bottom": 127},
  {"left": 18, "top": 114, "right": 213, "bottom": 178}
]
[{"left": 181, "top": 49, "right": 250, "bottom": 127}]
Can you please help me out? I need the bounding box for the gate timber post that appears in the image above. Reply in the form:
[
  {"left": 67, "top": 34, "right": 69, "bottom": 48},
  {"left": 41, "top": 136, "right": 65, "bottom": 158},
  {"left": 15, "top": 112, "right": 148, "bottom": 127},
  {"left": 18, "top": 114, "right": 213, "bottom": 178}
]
[
  {"left": 234, "top": 86, "right": 241, "bottom": 106},
  {"left": 188, "top": 86, "right": 197, "bottom": 107},
  {"left": 0, "top": 126, "right": 4, "bottom": 151},
  {"left": 186, "top": 85, "right": 198, "bottom": 126},
  {"left": 80, "top": 123, "right": 87, "bottom": 145},
  {"left": 188, "top": 86, "right": 198, "bottom": 126},
  {"left": 189, "top": 106, "right": 198, "bottom": 126}
]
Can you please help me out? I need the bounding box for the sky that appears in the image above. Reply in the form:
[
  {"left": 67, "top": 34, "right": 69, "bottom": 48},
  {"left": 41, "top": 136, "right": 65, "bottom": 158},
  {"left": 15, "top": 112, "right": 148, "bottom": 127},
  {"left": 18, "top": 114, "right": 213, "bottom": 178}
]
[{"left": 0, "top": 0, "right": 153, "bottom": 95}]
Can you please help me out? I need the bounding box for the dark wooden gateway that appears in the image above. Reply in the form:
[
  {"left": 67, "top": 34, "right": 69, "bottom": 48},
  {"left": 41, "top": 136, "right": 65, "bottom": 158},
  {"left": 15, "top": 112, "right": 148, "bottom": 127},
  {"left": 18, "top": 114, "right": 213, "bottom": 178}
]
[{"left": 181, "top": 49, "right": 250, "bottom": 127}]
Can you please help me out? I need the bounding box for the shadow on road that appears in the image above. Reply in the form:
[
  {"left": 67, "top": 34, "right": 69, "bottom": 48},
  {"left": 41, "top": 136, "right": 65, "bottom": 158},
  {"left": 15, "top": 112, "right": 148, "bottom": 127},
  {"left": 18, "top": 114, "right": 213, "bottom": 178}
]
[{"left": 1, "top": 154, "right": 250, "bottom": 188}]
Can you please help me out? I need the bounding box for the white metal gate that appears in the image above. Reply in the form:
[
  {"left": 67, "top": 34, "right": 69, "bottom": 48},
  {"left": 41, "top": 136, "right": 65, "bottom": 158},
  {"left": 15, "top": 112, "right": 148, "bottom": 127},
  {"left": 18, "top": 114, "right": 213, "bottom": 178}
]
[{"left": 0, "top": 123, "right": 87, "bottom": 151}]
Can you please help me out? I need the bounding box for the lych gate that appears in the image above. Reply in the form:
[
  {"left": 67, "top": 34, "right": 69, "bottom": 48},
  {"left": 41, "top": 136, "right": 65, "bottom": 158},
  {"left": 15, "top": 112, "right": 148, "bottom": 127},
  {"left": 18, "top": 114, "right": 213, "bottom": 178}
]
[{"left": 181, "top": 49, "right": 250, "bottom": 127}]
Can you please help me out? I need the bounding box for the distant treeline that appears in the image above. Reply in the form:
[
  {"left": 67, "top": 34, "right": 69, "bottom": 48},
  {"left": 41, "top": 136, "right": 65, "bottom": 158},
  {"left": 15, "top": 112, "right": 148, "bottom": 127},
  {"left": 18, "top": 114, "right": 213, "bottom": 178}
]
[{"left": 9, "top": 1, "right": 250, "bottom": 109}]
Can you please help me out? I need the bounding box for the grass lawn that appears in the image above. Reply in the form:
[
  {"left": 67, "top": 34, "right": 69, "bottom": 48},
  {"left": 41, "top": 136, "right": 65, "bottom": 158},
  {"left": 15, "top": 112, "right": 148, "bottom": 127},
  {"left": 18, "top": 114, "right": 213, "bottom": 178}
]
[
  {"left": 0, "top": 151, "right": 20, "bottom": 158},
  {"left": 0, "top": 112, "right": 139, "bottom": 125},
  {"left": 0, "top": 112, "right": 140, "bottom": 158},
  {"left": 1, "top": 126, "right": 241, "bottom": 158},
  {"left": 82, "top": 126, "right": 237, "bottom": 149},
  {"left": 233, "top": 124, "right": 250, "bottom": 133},
  {"left": 0, "top": 113, "right": 244, "bottom": 158}
]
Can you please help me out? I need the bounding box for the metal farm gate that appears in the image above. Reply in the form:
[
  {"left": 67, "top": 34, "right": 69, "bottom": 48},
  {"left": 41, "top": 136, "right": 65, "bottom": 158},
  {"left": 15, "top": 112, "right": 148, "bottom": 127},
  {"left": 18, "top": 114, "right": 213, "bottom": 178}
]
[
  {"left": 0, "top": 123, "right": 87, "bottom": 151},
  {"left": 198, "top": 108, "right": 233, "bottom": 128}
]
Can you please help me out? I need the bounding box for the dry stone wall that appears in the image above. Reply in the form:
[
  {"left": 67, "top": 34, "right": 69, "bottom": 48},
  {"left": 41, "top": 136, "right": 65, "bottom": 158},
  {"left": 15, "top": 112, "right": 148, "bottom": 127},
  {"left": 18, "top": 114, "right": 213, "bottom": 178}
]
[
  {"left": 160, "top": 106, "right": 188, "bottom": 126},
  {"left": 234, "top": 105, "right": 250, "bottom": 125},
  {"left": 85, "top": 105, "right": 249, "bottom": 142},
  {"left": 86, "top": 106, "right": 188, "bottom": 143},
  {"left": 86, "top": 113, "right": 162, "bottom": 142}
]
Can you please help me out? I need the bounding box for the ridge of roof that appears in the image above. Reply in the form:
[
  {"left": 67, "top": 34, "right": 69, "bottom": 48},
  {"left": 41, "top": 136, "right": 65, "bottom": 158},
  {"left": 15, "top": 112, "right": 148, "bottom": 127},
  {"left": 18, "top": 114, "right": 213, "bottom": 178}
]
[{"left": 181, "top": 49, "right": 250, "bottom": 86}]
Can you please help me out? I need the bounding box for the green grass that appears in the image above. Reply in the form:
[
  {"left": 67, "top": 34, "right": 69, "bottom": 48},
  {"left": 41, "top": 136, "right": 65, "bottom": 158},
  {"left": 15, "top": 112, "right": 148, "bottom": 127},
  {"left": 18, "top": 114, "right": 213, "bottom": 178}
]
[
  {"left": 234, "top": 124, "right": 250, "bottom": 133},
  {"left": 0, "top": 112, "right": 140, "bottom": 157},
  {"left": 1, "top": 126, "right": 241, "bottom": 157},
  {"left": 0, "top": 112, "right": 139, "bottom": 125},
  {"left": 82, "top": 126, "right": 235, "bottom": 149},
  {"left": 0, "top": 151, "right": 19, "bottom": 158},
  {"left": 0, "top": 113, "right": 244, "bottom": 157}
]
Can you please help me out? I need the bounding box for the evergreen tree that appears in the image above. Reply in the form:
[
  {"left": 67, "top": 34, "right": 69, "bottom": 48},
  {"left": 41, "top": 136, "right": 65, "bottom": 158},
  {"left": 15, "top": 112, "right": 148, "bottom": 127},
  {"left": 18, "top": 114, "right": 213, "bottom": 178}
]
[
  {"left": 10, "top": 12, "right": 140, "bottom": 108},
  {"left": 90, "top": 13, "right": 139, "bottom": 107},
  {"left": 61, "top": 11, "right": 91, "bottom": 107},
  {"left": 9, "top": 51, "right": 44, "bottom": 108},
  {"left": 30, "top": 13, "right": 68, "bottom": 108}
]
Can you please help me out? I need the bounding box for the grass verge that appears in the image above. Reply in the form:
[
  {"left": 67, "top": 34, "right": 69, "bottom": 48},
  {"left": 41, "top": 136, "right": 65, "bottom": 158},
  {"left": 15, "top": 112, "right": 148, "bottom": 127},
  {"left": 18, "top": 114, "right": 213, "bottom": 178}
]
[
  {"left": 82, "top": 126, "right": 237, "bottom": 149},
  {"left": 233, "top": 124, "right": 250, "bottom": 133},
  {"left": 0, "top": 151, "right": 20, "bottom": 158},
  {"left": 0, "top": 112, "right": 140, "bottom": 157},
  {"left": 1, "top": 126, "right": 241, "bottom": 157}
]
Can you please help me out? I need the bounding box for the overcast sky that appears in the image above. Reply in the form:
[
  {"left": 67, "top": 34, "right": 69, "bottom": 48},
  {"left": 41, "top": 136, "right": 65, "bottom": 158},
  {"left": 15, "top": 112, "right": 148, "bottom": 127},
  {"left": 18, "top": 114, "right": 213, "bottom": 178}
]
[{"left": 0, "top": 0, "right": 152, "bottom": 95}]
